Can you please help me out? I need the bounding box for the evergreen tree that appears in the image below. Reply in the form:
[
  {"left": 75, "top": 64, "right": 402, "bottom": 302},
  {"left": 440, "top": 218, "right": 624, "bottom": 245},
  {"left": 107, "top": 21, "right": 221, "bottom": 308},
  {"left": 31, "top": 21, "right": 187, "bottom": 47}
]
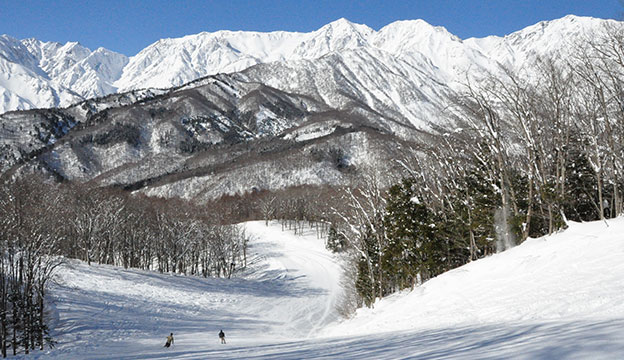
[
  {"left": 463, "top": 153, "right": 499, "bottom": 255},
  {"left": 326, "top": 225, "right": 347, "bottom": 253},
  {"left": 355, "top": 256, "right": 375, "bottom": 308},
  {"left": 564, "top": 137, "right": 601, "bottom": 221},
  {"left": 382, "top": 178, "right": 424, "bottom": 291}
]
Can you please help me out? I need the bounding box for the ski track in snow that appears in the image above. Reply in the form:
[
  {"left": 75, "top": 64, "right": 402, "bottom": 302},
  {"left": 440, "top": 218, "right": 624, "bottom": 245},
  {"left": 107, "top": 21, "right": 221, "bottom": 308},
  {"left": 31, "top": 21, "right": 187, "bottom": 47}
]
[
  {"left": 37, "top": 221, "right": 342, "bottom": 359},
  {"left": 32, "top": 219, "right": 624, "bottom": 359}
]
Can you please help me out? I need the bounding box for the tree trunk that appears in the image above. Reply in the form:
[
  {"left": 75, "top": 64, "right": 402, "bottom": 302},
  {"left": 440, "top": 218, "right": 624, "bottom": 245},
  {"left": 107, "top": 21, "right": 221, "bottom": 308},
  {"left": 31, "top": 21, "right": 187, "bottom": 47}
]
[{"left": 522, "top": 177, "right": 534, "bottom": 242}]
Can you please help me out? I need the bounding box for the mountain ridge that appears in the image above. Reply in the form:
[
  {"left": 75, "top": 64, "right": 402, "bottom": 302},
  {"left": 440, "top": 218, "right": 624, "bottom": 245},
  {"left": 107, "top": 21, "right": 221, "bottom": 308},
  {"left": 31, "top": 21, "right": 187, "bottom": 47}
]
[{"left": 0, "top": 15, "right": 616, "bottom": 114}]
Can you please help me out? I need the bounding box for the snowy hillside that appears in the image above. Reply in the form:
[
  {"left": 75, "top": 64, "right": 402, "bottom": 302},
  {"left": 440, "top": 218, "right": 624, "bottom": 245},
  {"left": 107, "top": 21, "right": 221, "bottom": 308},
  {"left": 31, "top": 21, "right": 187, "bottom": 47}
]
[
  {"left": 325, "top": 217, "right": 624, "bottom": 343},
  {"left": 36, "top": 218, "right": 624, "bottom": 359},
  {"left": 0, "top": 70, "right": 415, "bottom": 201},
  {"left": 0, "top": 16, "right": 618, "bottom": 114}
]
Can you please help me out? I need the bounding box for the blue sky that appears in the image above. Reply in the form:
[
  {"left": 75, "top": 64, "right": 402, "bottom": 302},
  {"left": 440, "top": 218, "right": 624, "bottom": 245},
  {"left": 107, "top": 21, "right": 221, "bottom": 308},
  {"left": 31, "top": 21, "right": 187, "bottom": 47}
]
[{"left": 1, "top": 0, "right": 621, "bottom": 55}]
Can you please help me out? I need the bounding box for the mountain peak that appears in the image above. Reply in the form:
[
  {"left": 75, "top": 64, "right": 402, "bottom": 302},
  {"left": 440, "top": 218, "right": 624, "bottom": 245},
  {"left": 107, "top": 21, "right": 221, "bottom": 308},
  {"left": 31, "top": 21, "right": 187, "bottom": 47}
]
[
  {"left": 508, "top": 14, "right": 608, "bottom": 39},
  {"left": 317, "top": 18, "right": 374, "bottom": 37},
  {"left": 378, "top": 19, "right": 458, "bottom": 40},
  {"left": 0, "top": 34, "right": 23, "bottom": 48},
  {"left": 0, "top": 34, "right": 19, "bottom": 43},
  {"left": 325, "top": 17, "right": 355, "bottom": 27}
]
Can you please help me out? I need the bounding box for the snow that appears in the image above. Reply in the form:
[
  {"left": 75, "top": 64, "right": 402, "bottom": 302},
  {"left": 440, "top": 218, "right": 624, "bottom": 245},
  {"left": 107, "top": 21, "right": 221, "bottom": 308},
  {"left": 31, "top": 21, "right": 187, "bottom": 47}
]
[
  {"left": 324, "top": 217, "right": 624, "bottom": 346},
  {"left": 0, "top": 35, "right": 127, "bottom": 113},
  {"left": 283, "top": 120, "right": 341, "bottom": 142},
  {"left": 35, "top": 218, "right": 624, "bottom": 359},
  {"left": 40, "top": 221, "right": 342, "bottom": 359},
  {"left": 0, "top": 16, "right": 618, "bottom": 116}
]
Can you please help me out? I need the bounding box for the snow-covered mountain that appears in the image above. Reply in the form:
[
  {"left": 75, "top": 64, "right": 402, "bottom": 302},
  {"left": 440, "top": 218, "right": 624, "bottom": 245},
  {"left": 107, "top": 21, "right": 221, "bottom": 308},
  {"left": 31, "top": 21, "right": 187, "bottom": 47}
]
[
  {"left": 0, "top": 35, "right": 80, "bottom": 114},
  {"left": 113, "top": 18, "right": 375, "bottom": 91},
  {"left": 0, "top": 71, "right": 421, "bottom": 201},
  {"left": 0, "top": 15, "right": 616, "bottom": 115},
  {"left": 1, "top": 15, "right": 620, "bottom": 201},
  {"left": 114, "top": 15, "right": 619, "bottom": 93},
  {"left": 465, "top": 15, "right": 603, "bottom": 72},
  {"left": 0, "top": 35, "right": 128, "bottom": 114}
]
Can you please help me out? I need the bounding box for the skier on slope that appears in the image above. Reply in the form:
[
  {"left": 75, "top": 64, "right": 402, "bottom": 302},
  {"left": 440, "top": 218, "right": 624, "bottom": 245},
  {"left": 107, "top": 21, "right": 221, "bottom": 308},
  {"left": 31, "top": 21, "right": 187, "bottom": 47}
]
[
  {"left": 164, "top": 333, "right": 174, "bottom": 348},
  {"left": 219, "top": 329, "right": 226, "bottom": 344}
]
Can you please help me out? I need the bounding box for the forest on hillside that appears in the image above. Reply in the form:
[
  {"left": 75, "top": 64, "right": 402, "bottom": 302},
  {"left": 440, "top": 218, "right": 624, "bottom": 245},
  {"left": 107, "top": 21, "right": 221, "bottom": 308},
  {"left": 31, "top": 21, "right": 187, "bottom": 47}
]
[{"left": 327, "top": 23, "right": 624, "bottom": 310}]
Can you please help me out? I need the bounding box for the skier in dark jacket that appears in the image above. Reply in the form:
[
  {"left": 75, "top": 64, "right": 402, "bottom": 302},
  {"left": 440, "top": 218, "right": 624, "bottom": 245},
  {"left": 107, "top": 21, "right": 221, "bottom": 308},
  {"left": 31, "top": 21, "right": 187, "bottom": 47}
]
[
  {"left": 219, "top": 330, "right": 226, "bottom": 344},
  {"left": 164, "top": 333, "right": 174, "bottom": 348}
]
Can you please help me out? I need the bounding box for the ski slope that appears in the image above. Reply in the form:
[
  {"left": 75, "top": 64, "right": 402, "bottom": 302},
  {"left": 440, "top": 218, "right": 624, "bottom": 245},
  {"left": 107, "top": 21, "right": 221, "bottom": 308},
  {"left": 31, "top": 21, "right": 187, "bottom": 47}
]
[
  {"left": 326, "top": 217, "right": 624, "bottom": 336},
  {"left": 35, "top": 218, "right": 624, "bottom": 359},
  {"left": 39, "top": 221, "right": 341, "bottom": 359}
]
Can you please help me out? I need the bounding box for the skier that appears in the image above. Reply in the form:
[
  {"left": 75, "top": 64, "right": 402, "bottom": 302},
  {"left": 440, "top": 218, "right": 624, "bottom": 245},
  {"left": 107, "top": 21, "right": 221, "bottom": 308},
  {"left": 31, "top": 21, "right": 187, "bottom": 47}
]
[
  {"left": 219, "top": 329, "right": 226, "bottom": 344},
  {"left": 164, "top": 333, "right": 174, "bottom": 348}
]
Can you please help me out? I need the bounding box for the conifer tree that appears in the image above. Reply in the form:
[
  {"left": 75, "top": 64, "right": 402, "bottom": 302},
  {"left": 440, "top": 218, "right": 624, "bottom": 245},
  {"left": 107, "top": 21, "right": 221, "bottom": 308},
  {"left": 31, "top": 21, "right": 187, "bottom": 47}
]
[{"left": 382, "top": 178, "right": 424, "bottom": 291}]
